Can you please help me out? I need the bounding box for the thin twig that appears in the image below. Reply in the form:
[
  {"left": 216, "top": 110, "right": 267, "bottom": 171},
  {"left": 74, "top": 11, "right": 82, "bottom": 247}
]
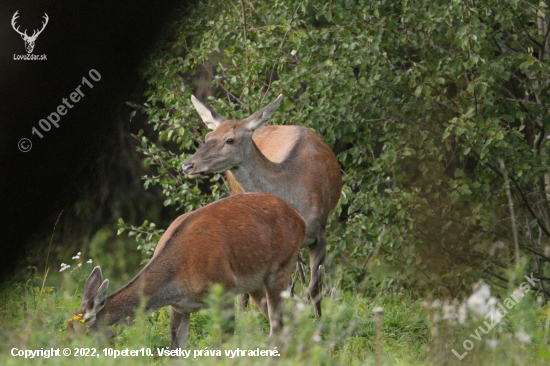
[
  {"left": 520, "top": 244, "right": 550, "bottom": 264},
  {"left": 361, "top": 225, "right": 386, "bottom": 271},
  {"left": 42, "top": 210, "right": 64, "bottom": 291},
  {"left": 261, "top": 3, "right": 301, "bottom": 103},
  {"left": 470, "top": 149, "right": 550, "bottom": 238},
  {"left": 499, "top": 159, "right": 520, "bottom": 267},
  {"left": 240, "top": 0, "right": 248, "bottom": 43}
]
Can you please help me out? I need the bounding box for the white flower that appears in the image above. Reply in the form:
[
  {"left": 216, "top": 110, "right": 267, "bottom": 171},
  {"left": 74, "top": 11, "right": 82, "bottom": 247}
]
[
  {"left": 87, "top": 259, "right": 93, "bottom": 264},
  {"left": 280, "top": 290, "right": 291, "bottom": 299},
  {"left": 311, "top": 329, "right": 323, "bottom": 342},
  {"left": 431, "top": 299, "right": 442, "bottom": 308},
  {"left": 443, "top": 303, "right": 457, "bottom": 324},
  {"left": 296, "top": 302, "right": 305, "bottom": 311},
  {"left": 515, "top": 328, "right": 531, "bottom": 344},
  {"left": 466, "top": 282, "right": 491, "bottom": 316},
  {"left": 59, "top": 263, "right": 71, "bottom": 272},
  {"left": 486, "top": 339, "right": 498, "bottom": 349}
]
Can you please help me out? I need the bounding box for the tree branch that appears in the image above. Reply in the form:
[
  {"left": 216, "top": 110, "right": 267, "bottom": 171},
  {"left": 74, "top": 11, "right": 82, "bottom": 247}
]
[
  {"left": 499, "top": 159, "right": 521, "bottom": 267},
  {"left": 470, "top": 149, "right": 550, "bottom": 238}
]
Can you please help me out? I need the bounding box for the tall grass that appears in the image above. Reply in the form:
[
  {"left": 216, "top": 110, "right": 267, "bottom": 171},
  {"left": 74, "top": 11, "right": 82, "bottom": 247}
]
[{"left": 1, "top": 253, "right": 548, "bottom": 365}]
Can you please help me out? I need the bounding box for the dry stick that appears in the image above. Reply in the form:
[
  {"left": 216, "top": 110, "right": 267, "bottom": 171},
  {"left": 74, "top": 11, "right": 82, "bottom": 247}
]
[
  {"left": 527, "top": 215, "right": 542, "bottom": 271},
  {"left": 499, "top": 159, "right": 521, "bottom": 268},
  {"left": 290, "top": 262, "right": 299, "bottom": 297},
  {"left": 42, "top": 210, "right": 64, "bottom": 292},
  {"left": 297, "top": 253, "right": 308, "bottom": 300}
]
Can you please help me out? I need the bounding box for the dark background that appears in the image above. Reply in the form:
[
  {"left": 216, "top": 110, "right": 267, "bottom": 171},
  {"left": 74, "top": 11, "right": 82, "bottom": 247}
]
[{"left": 0, "top": 0, "right": 189, "bottom": 281}]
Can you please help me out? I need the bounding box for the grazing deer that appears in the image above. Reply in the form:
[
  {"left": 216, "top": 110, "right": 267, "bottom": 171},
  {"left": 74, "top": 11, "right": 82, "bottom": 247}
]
[
  {"left": 11, "top": 11, "right": 49, "bottom": 54},
  {"left": 67, "top": 193, "right": 306, "bottom": 348},
  {"left": 182, "top": 95, "right": 342, "bottom": 317}
]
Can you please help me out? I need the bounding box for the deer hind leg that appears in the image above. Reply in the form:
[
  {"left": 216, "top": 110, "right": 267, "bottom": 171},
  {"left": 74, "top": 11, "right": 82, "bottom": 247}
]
[
  {"left": 170, "top": 306, "right": 191, "bottom": 350},
  {"left": 248, "top": 287, "right": 268, "bottom": 319},
  {"left": 308, "top": 228, "right": 327, "bottom": 318},
  {"left": 265, "top": 260, "right": 295, "bottom": 337},
  {"left": 237, "top": 293, "right": 250, "bottom": 312}
]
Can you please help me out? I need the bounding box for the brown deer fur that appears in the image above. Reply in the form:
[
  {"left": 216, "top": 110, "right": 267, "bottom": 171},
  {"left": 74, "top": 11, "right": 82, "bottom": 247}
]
[
  {"left": 183, "top": 95, "right": 342, "bottom": 317},
  {"left": 67, "top": 193, "right": 306, "bottom": 349}
]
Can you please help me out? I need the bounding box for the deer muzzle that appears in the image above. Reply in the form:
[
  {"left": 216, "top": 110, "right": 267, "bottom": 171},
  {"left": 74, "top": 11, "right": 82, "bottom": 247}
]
[{"left": 182, "top": 163, "right": 202, "bottom": 178}]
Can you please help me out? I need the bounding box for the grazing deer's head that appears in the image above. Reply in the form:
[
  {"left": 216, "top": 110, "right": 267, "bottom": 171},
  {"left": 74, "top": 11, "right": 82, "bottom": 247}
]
[
  {"left": 182, "top": 95, "right": 283, "bottom": 178},
  {"left": 67, "top": 266, "right": 109, "bottom": 336},
  {"left": 11, "top": 11, "right": 49, "bottom": 54}
]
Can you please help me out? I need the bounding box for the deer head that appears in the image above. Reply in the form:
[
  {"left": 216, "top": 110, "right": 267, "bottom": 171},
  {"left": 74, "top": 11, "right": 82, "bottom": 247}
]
[
  {"left": 183, "top": 95, "right": 283, "bottom": 177},
  {"left": 67, "top": 266, "right": 109, "bottom": 336},
  {"left": 11, "top": 11, "right": 49, "bottom": 54}
]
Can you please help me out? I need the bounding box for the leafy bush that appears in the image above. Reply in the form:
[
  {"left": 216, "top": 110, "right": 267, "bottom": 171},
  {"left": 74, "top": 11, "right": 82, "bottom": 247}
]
[{"left": 125, "top": 0, "right": 550, "bottom": 296}]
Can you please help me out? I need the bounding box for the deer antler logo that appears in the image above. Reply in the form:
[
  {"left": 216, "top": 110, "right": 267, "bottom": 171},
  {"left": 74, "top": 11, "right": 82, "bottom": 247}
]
[{"left": 11, "top": 11, "right": 49, "bottom": 54}]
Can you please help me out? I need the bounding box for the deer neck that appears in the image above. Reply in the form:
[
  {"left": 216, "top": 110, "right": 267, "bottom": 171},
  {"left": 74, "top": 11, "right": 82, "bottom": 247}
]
[
  {"left": 230, "top": 140, "right": 285, "bottom": 195},
  {"left": 95, "top": 267, "right": 168, "bottom": 327}
]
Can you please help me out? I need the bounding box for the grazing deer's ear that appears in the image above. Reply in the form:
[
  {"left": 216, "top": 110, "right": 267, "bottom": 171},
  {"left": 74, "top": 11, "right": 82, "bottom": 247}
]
[
  {"left": 191, "top": 95, "right": 226, "bottom": 130},
  {"left": 86, "top": 279, "right": 109, "bottom": 317},
  {"left": 82, "top": 266, "right": 103, "bottom": 303}
]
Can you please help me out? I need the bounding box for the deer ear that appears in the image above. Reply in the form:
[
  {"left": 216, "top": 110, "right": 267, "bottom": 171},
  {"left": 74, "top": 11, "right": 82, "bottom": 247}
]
[
  {"left": 191, "top": 95, "right": 226, "bottom": 130},
  {"left": 82, "top": 266, "right": 103, "bottom": 303},
  {"left": 86, "top": 279, "right": 109, "bottom": 317},
  {"left": 244, "top": 94, "right": 283, "bottom": 130}
]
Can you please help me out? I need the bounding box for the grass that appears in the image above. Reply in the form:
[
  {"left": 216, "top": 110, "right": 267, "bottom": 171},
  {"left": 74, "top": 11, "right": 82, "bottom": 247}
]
[{"left": 1, "top": 254, "right": 549, "bottom": 365}]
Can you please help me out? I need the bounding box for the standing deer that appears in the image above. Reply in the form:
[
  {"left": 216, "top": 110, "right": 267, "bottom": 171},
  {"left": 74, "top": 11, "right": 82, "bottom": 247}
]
[
  {"left": 182, "top": 95, "right": 342, "bottom": 317},
  {"left": 68, "top": 193, "right": 306, "bottom": 348},
  {"left": 11, "top": 11, "right": 49, "bottom": 54}
]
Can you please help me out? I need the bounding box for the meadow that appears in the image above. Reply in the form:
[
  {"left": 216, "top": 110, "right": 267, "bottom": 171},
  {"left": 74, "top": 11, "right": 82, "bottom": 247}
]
[
  {"left": 0, "top": 249, "right": 548, "bottom": 366},
  {"left": 3, "top": 0, "right": 550, "bottom": 364}
]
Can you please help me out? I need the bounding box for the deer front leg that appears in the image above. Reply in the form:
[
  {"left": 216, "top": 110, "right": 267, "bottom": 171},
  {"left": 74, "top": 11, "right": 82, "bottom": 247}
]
[
  {"left": 308, "top": 229, "right": 326, "bottom": 318},
  {"left": 170, "top": 306, "right": 191, "bottom": 350}
]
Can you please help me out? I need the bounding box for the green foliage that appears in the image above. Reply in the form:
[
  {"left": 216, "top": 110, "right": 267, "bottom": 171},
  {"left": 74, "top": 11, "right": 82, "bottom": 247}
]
[
  {"left": 1, "top": 271, "right": 549, "bottom": 365},
  {"left": 126, "top": 0, "right": 550, "bottom": 295}
]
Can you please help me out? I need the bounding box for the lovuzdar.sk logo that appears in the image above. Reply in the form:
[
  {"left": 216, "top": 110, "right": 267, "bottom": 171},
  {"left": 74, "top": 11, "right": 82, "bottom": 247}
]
[{"left": 12, "top": 10, "right": 48, "bottom": 60}]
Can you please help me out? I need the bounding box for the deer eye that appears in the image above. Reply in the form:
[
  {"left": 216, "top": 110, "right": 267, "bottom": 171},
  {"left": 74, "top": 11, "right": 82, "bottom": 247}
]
[{"left": 225, "top": 138, "right": 234, "bottom": 145}]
